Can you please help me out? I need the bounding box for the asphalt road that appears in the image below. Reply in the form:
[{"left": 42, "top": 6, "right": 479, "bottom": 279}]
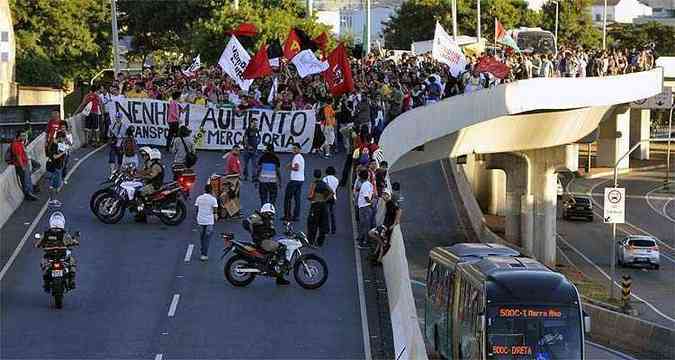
[
  {"left": 0, "top": 149, "right": 365, "bottom": 359},
  {"left": 393, "top": 160, "right": 634, "bottom": 360},
  {"left": 561, "top": 169, "right": 675, "bottom": 328}
]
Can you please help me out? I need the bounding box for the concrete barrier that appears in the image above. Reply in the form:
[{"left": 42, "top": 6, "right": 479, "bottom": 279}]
[
  {"left": 0, "top": 114, "right": 87, "bottom": 228},
  {"left": 583, "top": 302, "right": 675, "bottom": 359}
]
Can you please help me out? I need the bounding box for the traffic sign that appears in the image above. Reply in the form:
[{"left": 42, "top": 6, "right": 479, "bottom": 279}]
[{"left": 603, "top": 187, "right": 625, "bottom": 224}]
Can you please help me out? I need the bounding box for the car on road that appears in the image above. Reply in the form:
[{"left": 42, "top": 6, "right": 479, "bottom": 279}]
[
  {"left": 617, "top": 235, "right": 660, "bottom": 270},
  {"left": 562, "top": 196, "right": 594, "bottom": 222}
]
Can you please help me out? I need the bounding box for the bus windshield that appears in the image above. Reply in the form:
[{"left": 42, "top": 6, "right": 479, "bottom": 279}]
[
  {"left": 486, "top": 305, "right": 582, "bottom": 360},
  {"left": 515, "top": 32, "right": 556, "bottom": 54}
]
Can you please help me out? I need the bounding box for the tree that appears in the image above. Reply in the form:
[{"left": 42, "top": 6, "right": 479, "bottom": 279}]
[
  {"left": 10, "top": 0, "right": 112, "bottom": 86},
  {"left": 608, "top": 22, "right": 675, "bottom": 56},
  {"left": 191, "top": 0, "right": 332, "bottom": 64},
  {"left": 540, "top": 0, "right": 600, "bottom": 48},
  {"left": 382, "top": 0, "right": 541, "bottom": 50}
]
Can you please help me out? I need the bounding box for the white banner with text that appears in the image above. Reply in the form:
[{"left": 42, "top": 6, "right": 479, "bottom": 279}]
[{"left": 112, "top": 98, "right": 316, "bottom": 153}]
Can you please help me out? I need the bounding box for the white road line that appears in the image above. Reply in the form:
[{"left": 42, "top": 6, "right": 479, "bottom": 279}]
[
  {"left": 556, "top": 234, "right": 675, "bottom": 325},
  {"left": 586, "top": 341, "right": 638, "bottom": 360},
  {"left": 167, "top": 294, "right": 180, "bottom": 317},
  {"left": 184, "top": 244, "right": 194, "bottom": 263},
  {"left": 154, "top": 354, "right": 163, "bottom": 360},
  {"left": 0, "top": 144, "right": 106, "bottom": 282}
]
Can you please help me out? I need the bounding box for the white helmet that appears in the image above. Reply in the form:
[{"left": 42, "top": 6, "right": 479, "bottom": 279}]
[
  {"left": 260, "top": 203, "right": 275, "bottom": 216},
  {"left": 149, "top": 148, "right": 162, "bottom": 161},
  {"left": 49, "top": 211, "right": 65, "bottom": 229},
  {"left": 139, "top": 146, "right": 152, "bottom": 157}
]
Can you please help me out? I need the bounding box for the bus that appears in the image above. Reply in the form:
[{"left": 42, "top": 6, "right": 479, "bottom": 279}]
[
  {"left": 507, "top": 27, "right": 557, "bottom": 54},
  {"left": 425, "top": 243, "right": 590, "bottom": 359}
]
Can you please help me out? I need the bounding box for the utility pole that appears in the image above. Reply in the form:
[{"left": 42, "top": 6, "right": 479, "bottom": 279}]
[
  {"left": 666, "top": 102, "right": 674, "bottom": 189},
  {"left": 111, "top": 0, "right": 120, "bottom": 78},
  {"left": 554, "top": 1, "right": 559, "bottom": 53},
  {"left": 233, "top": 0, "right": 239, "bottom": 11},
  {"left": 602, "top": 0, "right": 607, "bottom": 49},
  {"left": 452, "top": 0, "right": 458, "bottom": 41},
  {"left": 365, "top": 0, "right": 371, "bottom": 55},
  {"left": 307, "top": 0, "right": 313, "bottom": 17},
  {"left": 476, "top": 0, "right": 482, "bottom": 40}
]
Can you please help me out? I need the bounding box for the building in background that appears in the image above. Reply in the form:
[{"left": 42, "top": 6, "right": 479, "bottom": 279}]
[
  {"left": 634, "top": 0, "right": 675, "bottom": 24},
  {"left": 317, "top": 6, "right": 396, "bottom": 47},
  {"left": 591, "top": 0, "right": 653, "bottom": 24},
  {"left": 0, "top": 1, "right": 16, "bottom": 106}
]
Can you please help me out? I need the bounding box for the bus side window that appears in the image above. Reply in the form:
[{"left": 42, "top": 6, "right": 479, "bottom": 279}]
[{"left": 427, "top": 262, "right": 437, "bottom": 298}]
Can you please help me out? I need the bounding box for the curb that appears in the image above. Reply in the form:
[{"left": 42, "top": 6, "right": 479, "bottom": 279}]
[{"left": 584, "top": 164, "right": 667, "bottom": 179}]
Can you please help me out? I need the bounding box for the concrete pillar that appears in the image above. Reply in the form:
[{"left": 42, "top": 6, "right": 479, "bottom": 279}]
[
  {"left": 521, "top": 194, "right": 534, "bottom": 256},
  {"left": 465, "top": 154, "right": 491, "bottom": 212},
  {"left": 486, "top": 153, "right": 529, "bottom": 247},
  {"left": 630, "top": 109, "right": 650, "bottom": 160},
  {"left": 522, "top": 145, "right": 575, "bottom": 267},
  {"left": 488, "top": 170, "right": 506, "bottom": 216},
  {"left": 597, "top": 105, "right": 631, "bottom": 169}
]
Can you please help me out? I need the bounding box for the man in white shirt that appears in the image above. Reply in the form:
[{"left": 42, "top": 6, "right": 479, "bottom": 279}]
[
  {"left": 283, "top": 143, "right": 305, "bottom": 221},
  {"left": 194, "top": 184, "right": 219, "bottom": 261},
  {"left": 356, "top": 169, "right": 374, "bottom": 248},
  {"left": 322, "top": 166, "right": 339, "bottom": 234}
]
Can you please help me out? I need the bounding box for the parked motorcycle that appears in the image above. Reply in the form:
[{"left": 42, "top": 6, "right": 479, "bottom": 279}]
[
  {"left": 221, "top": 223, "right": 328, "bottom": 289},
  {"left": 34, "top": 232, "right": 79, "bottom": 309},
  {"left": 89, "top": 166, "right": 134, "bottom": 214},
  {"left": 93, "top": 175, "right": 194, "bottom": 225}
]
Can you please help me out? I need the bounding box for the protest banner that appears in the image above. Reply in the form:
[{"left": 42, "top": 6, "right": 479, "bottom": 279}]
[
  {"left": 112, "top": 98, "right": 316, "bottom": 153},
  {"left": 218, "top": 36, "right": 253, "bottom": 91},
  {"left": 432, "top": 22, "right": 467, "bottom": 77}
]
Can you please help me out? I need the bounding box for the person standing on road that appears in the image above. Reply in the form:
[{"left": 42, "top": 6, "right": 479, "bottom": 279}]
[
  {"left": 46, "top": 131, "right": 67, "bottom": 207},
  {"left": 76, "top": 84, "right": 103, "bottom": 147},
  {"left": 195, "top": 183, "right": 219, "bottom": 261},
  {"left": 257, "top": 143, "right": 281, "bottom": 207},
  {"left": 167, "top": 91, "right": 184, "bottom": 151},
  {"left": 322, "top": 166, "right": 339, "bottom": 234},
  {"left": 241, "top": 119, "right": 261, "bottom": 181},
  {"left": 9, "top": 131, "right": 37, "bottom": 201},
  {"left": 307, "top": 169, "right": 333, "bottom": 247},
  {"left": 356, "top": 169, "right": 374, "bottom": 248},
  {"left": 283, "top": 143, "right": 304, "bottom": 222}
]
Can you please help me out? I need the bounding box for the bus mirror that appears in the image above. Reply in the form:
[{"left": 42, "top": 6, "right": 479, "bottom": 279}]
[{"left": 583, "top": 312, "right": 591, "bottom": 333}]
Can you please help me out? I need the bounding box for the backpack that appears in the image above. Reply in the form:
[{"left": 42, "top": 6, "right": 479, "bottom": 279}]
[
  {"left": 122, "top": 137, "right": 136, "bottom": 156},
  {"left": 5, "top": 145, "right": 14, "bottom": 165},
  {"left": 180, "top": 137, "right": 197, "bottom": 168}
]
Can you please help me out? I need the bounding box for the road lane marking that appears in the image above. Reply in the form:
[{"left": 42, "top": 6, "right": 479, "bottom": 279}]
[
  {"left": 168, "top": 294, "right": 180, "bottom": 317},
  {"left": 646, "top": 184, "right": 675, "bottom": 224},
  {"left": 556, "top": 234, "right": 675, "bottom": 326},
  {"left": 0, "top": 144, "right": 106, "bottom": 282},
  {"left": 154, "top": 354, "right": 163, "bottom": 360},
  {"left": 184, "top": 244, "right": 194, "bottom": 262},
  {"left": 586, "top": 341, "right": 638, "bottom": 360}
]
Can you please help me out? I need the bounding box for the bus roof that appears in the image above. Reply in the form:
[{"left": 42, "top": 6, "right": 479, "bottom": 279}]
[
  {"left": 462, "top": 256, "right": 579, "bottom": 304},
  {"left": 429, "top": 243, "right": 520, "bottom": 266}
]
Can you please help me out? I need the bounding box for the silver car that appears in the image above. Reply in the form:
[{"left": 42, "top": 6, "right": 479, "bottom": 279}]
[{"left": 617, "top": 235, "right": 660, "bottom": 270}]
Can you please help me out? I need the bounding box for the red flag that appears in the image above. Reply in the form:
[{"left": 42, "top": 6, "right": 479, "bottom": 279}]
[
  {"left": 475, "top": 56, "right": 510, "bottom": 79},
  {"left": 313, "top": 32, "right": 329, "bottom": 50},
  {"left": 323, "top": 43, "right": 354, "bottom": 96},
  {"left": 228, "top": 23, "right": 258, "bottom": 37},
  {"left": 283, "top": 29, "right": 302, "bottom": 60},
  {"left": 243, "top": 44, "right": 272, "bottom": 80},
  {"left": 495, "top": 19, "right": 507, "bottom": 42}
]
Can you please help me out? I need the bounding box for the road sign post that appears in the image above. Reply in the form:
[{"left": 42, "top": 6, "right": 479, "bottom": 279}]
[{"left": 604, "top": 187, "right": 625, "bottom": 300}]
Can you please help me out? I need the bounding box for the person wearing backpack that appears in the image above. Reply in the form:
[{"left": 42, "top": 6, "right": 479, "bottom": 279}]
[
  {"left": 120, "top": 127, "right": 139, "bottom": 170},
  {"left": 306, "top": 169, "right": 333, "bottom": 247},
  {"left": 171, "top": 125, "right": 196, "bottom": 168},
  {"left": 8, "top": 131, "right": 37, "bottom": 201}
]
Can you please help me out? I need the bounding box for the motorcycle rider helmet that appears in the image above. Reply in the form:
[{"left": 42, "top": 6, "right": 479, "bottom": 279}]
[
  {"left": 260, "top": 203, "right": 275, "bottom": 217},
  {"left": 149, "top": 148, "right": 162, "bottom": 161},
  {"left": 49, "top": 211, "right": 66, "bottom": 230},
  {"left": 139, "top": 146, "right": 152, "bottom": 158}
]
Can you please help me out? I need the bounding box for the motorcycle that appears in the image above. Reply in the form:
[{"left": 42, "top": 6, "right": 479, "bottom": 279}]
[
  {"left": 221, "top": 223, "right": 328, "bottom": 289},
  {"left": 93, "top": 175, "right": 194, "bottom": 226},
  {"left": 34, "top": 232, "right": 79, "bottom": 309},
  {"left": 89, "top": 166, "right": 135, "bottom": 214}
]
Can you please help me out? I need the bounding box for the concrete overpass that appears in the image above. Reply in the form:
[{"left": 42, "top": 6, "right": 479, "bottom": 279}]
[{"left": 380, "top": 68, "right": 664, "bottom": 266}]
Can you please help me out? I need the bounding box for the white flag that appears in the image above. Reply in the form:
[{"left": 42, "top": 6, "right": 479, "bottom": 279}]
[
  {"left": 218, "top": 36, "right": 253, "bottom": 91},
  {"left": 267, "top": 76, "right": 278, "bottom": 105},
  {"left": 291, "top": 50, "right": 329, "bottom": 78},
  {"left": 182, "top": 54, "right": 201, "bottom": 76},
  {"left": 432, "top": 22, "right": 467, "bottom": 77}
]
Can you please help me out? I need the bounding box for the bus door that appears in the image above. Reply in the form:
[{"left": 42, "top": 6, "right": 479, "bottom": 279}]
[{"left": 425, "top": 260, "right": 453, "bottom": 358}]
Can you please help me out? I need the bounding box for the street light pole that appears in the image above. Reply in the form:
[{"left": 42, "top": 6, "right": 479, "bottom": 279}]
[
  {"left": 233, "top": 0, "right": 239, "bottom": 10},
  {"left": 111, "top": 0, "right": 120, "bottom": 78},
  {"left": 554, "top": 1, "right": 559, "bottom": 53},
  {"left": 602, "top": 0, "right": 608, "bottom": 50},
  {"left": 452, "top": 0, "right": 458, "bottom": 41},
  {"left": 476, "top": 0, "right": 482, "bottom": 40},
  {"left": 365, "top": 0, "right": 371, "bottom": 55},
  {"left": 307, "top": 0, "right": 313, "bottom": 17},
  {"left": 666, "top": 103, "right": 674, "bottom": 189}
]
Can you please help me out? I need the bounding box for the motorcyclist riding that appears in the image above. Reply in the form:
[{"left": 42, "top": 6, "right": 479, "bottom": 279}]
[
  {"left": 244, "top": 203, "right": 290, "bottom": 285},
  {"left": 34, "top": 211, "right": 79, "bottom": 291},
  {"left": 134, "top": 148, "right": 164, "bottom": 221}
]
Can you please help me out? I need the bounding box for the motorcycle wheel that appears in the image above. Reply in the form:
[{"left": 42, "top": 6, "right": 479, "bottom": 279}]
[
  {"left": 224, "top": 255, "right": 256, "bottom": 287},
  {"left": 90, "top": 188, "right": 112, "bottom": 214},
  {"left": 95, "top": 193, "right": 126, "bottom": 224},
  {"left": 293, "top": 254, "right": 328, "bottom": 290},
  {"left": 51, "top": 279, "right": 64, "bottom": 309},
  {"left": 157, "top": 199, "right": 187, "bottom": 226}
]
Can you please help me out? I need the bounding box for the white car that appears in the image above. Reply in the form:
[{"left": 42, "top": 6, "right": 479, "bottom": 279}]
[{"left": 617, "top": 235, "right": 660, "bottom": 270}]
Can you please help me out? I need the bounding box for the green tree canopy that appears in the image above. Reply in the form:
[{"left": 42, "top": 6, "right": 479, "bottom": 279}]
[
  {"left": 10, "top": 0, "right": 112, "bottom": 86},
  {"left": 540, "top": 0, "right": 600, "bottom": 48},
  {"left": 608, "top": 22, "right": 675, "bottom": 56}
]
